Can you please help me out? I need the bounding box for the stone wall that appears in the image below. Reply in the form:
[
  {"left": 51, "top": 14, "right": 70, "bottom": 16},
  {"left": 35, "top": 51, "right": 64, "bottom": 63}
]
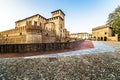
[
  {"left": 0, "top": 40, "right": 79, "bottom": 53},
  {"left": 26, "top": 31, "right": 42, "bottom": 43},
  {"left": 108, "top": 34, "right": 118, "bottom": 41},
  {"left": 42, "top": 36, "right": 56, "bottom": 43},
  {"left": 0, "top": 27, "right": 26, "bottom": 44}
]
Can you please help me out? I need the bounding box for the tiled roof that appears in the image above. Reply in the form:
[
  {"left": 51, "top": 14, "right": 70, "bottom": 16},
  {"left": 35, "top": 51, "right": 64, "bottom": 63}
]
[{"left": 15, "top": 14, "right": 46, "bottom": 23}]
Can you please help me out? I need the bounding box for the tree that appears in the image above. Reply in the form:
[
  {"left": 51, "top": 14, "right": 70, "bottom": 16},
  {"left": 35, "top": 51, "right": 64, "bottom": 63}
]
[{"left": 107, "top": 6, "right": 120, "bottom": 36}]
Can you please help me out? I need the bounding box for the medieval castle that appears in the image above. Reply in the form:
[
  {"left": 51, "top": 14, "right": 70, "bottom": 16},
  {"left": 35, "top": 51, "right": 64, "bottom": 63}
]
[{"left": 0, "top": 9, "right": 70, "bottom": 44}]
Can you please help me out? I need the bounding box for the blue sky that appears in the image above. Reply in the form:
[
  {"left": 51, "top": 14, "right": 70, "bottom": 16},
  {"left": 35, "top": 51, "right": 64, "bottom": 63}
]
[{"left": 0, "top": 0, "right": 120, "bottom": 33}]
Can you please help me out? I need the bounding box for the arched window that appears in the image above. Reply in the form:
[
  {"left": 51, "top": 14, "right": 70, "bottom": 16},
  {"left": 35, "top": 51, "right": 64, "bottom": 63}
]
[
  {"left": 105, "top": 32, "right": 107, "bottom": 35},
  {"left": 20, "top": 33, "right": 22, "bottom": 35},
  {"left": 40, "top": 22, "right": 41, "bottom": 26},
  {"left": 104, "top": 36, "right": 107, "bottom": 41},
  {"left": 101, "top": 37, "right": 103, "bottom": 40},
  {"left": 60, "top": 24, "right": 62, "bottom": 29},
  {"left": 6, "top": 34, "right": 8, "bottom": 37},
  {"left": 29, "top": 21, "right": 32, "bottom": 25}
]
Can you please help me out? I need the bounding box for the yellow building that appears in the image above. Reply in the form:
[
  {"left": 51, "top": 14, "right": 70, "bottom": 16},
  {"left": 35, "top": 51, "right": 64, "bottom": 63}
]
[
  {"left": 0, "top": 9, "right": 69, "bottom": 44},
  {"left": 92, "top": 25, "right": 118, "bottom": 41}
]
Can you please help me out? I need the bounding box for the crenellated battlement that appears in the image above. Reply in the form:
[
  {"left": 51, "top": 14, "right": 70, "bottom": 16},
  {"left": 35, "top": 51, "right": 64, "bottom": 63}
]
[
  {"left": 0, "top": 26, "right": 26, "bottom": 35},
  {"left": 47, "top": 16, "right": 64, "bottom": 21},
  {"left": 51, "top": 9, "right": 65, "bottom": 19}
]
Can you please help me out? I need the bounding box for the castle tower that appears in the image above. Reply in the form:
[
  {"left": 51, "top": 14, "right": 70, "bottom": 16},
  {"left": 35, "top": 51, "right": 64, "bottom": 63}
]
[
  {"left": 51, "top": 9, "right": 65, "bottom": 19},
  {"left": 49, "top": 9, "right": 65, "bottom": 42}
]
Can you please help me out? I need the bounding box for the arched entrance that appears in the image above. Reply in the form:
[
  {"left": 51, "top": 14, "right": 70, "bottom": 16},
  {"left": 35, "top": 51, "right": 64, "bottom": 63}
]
[
  {"left": 104, "top": 36, "right": 107, "bottom": 41},
  {"left": 94, "top": 36, "right": 96, "bottom": 40},
  {"left": 101, "top": 37, "right": 103, "bottom": 41},
  {"left": 98, "top": 37, "right": 101, "bottom": 41}
]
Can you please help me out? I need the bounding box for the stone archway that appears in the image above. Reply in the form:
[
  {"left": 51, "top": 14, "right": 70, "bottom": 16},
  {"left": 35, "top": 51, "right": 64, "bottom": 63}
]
[
  {"left": 98, "top": 37, "right": 100, "bottom": 41},
  {"left": 104, "top": 36, "right": 107, "bottom": 41},
  {"left": 94, "top": 36, "right": 96, "bottom": 40}
]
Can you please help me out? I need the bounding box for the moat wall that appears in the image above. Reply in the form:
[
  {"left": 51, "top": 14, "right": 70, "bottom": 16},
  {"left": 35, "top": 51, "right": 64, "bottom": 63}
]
[{"left": 0, "top": 40, "right": 83, "bottom": 53}]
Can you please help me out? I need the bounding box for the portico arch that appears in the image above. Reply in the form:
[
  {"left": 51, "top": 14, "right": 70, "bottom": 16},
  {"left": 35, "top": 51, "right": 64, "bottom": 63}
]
[{"left": 104, "top": 36, "right": 107, "bottom": 41}]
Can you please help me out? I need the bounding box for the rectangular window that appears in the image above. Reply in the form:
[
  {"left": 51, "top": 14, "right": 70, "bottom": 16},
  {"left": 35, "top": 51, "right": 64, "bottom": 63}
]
[
  {"left": 29, "top": 21, "right": 32, "bottom": 25},
  {"left": 34, "top": 21, "right": 37, "bottom": 26}
]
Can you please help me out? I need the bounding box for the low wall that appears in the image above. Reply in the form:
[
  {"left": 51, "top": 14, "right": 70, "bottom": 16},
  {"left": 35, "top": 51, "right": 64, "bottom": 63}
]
[
  {"left": 0, "top": 40, "right": 83, "bottom": 53},
  {"left": 108, "top": 34, "right": 118, "bottom": 41}
]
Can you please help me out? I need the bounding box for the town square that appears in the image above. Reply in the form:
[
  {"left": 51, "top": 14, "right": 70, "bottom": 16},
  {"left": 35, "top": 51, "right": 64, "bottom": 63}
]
[{"left": 0, "top": 0, "right": 120, "bottom": 80}]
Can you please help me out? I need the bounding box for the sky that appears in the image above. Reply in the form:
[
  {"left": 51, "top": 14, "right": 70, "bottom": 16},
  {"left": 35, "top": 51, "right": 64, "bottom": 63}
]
[{"left": 0, "top": 0, "right": 120, "bottom": 33}]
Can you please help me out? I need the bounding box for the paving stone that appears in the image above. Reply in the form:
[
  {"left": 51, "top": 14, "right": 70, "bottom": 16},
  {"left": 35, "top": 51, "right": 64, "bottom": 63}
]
[
  {"left": 0, "top": 41, "right": 120, "bottom": 79},
  {"left": 37, "top": 41, "right": 115, "bottom": 58}
]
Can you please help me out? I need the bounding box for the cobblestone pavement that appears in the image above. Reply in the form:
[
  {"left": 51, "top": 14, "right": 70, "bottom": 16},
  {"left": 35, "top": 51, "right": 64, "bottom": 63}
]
[
  {"left": 102, "top": 41, "right": 120, "bottom": 52},
  {"left": 0, "top": 41, "right": 120, "bottom": 80}
]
